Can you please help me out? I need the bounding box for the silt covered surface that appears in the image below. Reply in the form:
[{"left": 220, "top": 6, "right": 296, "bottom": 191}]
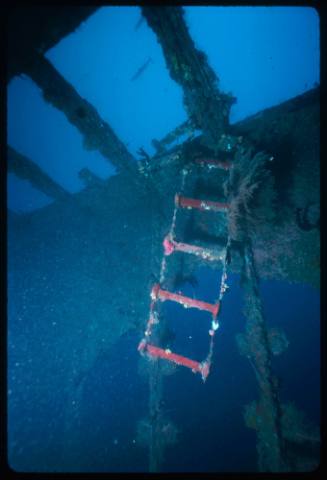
[{"left": 7, "top": 86, "right": 319, "bottom": 470}]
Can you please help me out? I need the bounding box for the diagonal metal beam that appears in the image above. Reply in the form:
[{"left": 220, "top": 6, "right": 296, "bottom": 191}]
[
  {"left": 142, "top": 6, "right": 236, "bottom": 151},
  {"left": 7, "top": 146, "right": 71, "bottom": 202},
  {"left": 22, "top": 53, "right": 138, "bottom": 176}
]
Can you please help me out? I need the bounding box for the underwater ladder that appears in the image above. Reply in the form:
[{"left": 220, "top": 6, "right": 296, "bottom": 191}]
[{"left": 138, "top": 157, "right": 232, "bottom": 382}]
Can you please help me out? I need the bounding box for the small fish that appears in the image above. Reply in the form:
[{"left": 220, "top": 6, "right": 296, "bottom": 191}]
[
  {"left": 131, "top": 57, "right": 153, "bottom": 82},
  {"left": 134, "top": 15, "right": 145, "bottom": 31}
]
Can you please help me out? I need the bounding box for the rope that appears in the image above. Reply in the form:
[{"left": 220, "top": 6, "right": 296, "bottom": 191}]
[
  {"left": 159, "top": 167, "right": 188, "bottom": 284},
  {"left": 141, "top": 167, "right": 190, "bottom": 342},
  {"left": 205, "top": 235, "right": 231, "bottom": 367}
]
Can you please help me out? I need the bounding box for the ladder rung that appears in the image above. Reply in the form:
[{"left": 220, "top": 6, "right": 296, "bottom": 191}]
[
  {"left": 163, "top": 234, "right": 224, "bottom": 262},
  {"left": 151, "top": 283, "right": 220, "bottom": 319},
  {"left": 194, "top": 157, "right": 231, "bottom": 170},
  {"left": 143, "top": 343, "right": 210, "bottom": 381},
  {"left": 175, "top": 194, "right": 229, "bottom": 213}
]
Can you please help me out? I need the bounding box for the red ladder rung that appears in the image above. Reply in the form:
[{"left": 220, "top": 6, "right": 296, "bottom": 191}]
[
  {"left": 151, "top": 283, "right": 220, "bottom": 319},
  {"left": 175, "top": 194, "right": 229, "bottom": 212},
  {"left": 194, "top": 157, "right": 231, "bottom": 170},
  {"left": 142, "top": 343, "right": 210, "bottom": 381},
  {"left": 163, "top": 235, "right": 224, "bottom": 262}
]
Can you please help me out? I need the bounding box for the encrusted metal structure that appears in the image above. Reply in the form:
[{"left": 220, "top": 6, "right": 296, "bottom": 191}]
[
  {"left": 6, "top": 6, "right": 320, "bottom": 473},
  {"left": 8, "top": 146, "right": 70, "bottom": 202}
]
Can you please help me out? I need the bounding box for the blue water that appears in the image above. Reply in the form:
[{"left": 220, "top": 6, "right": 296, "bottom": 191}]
[
  {"left": 7, "top": 5, "right": 320, "bottom": 473},
  {"left": 7, "top": 6, "right": 319, "bottom": 213},
  {"left": 82, "top": 273, "right": 320, "bottom": 472}
]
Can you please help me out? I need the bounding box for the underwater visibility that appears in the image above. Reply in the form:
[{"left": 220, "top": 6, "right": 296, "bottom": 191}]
[{"left": 6, "top": 5, "right": 320, "bottom": 474}]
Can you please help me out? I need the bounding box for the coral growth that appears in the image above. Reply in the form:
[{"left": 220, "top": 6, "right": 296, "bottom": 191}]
[
  {"left": 136, "top": 416, "right": 179, "bottom": 447},
  {"left": 136, "top": 417, "right": 153, "bottom": 447},
  {"left": 237, "top": 325, "right": 290, "bottom": 359},
  {"left": 244, "top": 400, "right": 259, "bottom": 430},
  {"left": 160, "top": 420, "right": 179, "bottom": 445},
  {"left": 281, "top": 402, "right": 320, "bottom": 446},
  {"left": 252, "top": 217, "right": 320, "bottom": 288},
  {"left": 244, "top": 400, "right": 320, "bottom": 471},
  {"left": 235, "top": 331, "right": 251, "bottom": 357},
  {"left": 224, "top": 146, "right": 276, "bottom": 241},
  {"left": 267, "top": 327, "right": 289, "bottom": 356}
]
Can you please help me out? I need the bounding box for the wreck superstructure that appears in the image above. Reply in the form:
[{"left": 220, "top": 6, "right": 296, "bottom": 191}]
[{"left": 6, "top": 6, "right": 320, "bottom": 473}]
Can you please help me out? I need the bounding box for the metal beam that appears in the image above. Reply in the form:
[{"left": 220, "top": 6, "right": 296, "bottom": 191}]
[
  {"left": 241, "top": 242, "right": 286, "bottom": 471},
  {"left": 22, "top": 53, "right": 138, "bottom": 176},
  {"left": 151, "top": 119, "right": 194, "bottom": 154},
  {"left": 7, "top": 6, "right": 99, "bottom": 81},
  {"left": 142, "top": 6, "right": 236, "bottom": 151},
  {"left": 7, "top": 146, "right": 70, "bottom": 202}
]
